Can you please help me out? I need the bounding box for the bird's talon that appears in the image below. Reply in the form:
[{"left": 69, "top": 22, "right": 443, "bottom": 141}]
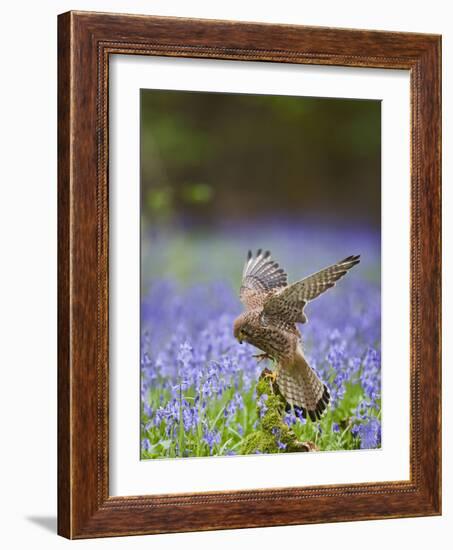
[{"left": 262, "top": 371, "right": 277, "bottom": 384}]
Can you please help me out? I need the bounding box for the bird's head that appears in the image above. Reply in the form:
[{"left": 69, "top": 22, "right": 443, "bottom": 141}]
[{"left": 233, "top": 314, "right": 252, "bottom": 344}]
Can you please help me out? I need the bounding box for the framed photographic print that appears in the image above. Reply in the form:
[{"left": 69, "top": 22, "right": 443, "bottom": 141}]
[{"left": 58, "top": 11, "right": 441, "bottom": 538}]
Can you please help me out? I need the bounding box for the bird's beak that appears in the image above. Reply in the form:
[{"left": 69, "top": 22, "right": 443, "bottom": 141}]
[{"left": 236, "top": 335, "right": 243, "bottom": 344}]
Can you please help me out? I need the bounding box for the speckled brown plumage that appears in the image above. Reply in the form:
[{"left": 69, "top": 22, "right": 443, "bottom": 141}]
[{"left": 234, "top": 249, "right": 360, "bottom": 419}]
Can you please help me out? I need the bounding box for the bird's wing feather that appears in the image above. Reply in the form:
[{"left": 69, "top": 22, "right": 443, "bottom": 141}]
[
  {"left": 240, "top": 249, "right": 288, "bottom": 310},
  {"left": 263, "top": 255, "right": 360, "bottom": 323}
]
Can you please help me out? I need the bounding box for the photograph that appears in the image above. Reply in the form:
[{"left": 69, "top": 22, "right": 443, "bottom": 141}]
[
  {"left": 0, "top": 0, "right": 444, "bottom": 544},
  {"left": 139, "top": 89, "right": 382, "bottom": 460}
]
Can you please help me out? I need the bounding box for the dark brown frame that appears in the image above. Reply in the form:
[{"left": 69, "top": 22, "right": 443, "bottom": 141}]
[{"left": 58, "top": 10, "right": 441, "bottom": 539}]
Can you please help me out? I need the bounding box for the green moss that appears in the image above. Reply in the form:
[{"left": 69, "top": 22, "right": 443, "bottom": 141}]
[
  {"left": 240, "top": 431, "right": 277, "bottom": 454},
  {"left": 255, "top": 376, "right": 271, "bottom": 397},
  {"left": 240, "top": 369, "right": 317, "bottom": 455}
]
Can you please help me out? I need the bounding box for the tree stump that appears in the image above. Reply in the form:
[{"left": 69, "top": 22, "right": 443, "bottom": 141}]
[{"left": 240, "top": 368, "right": 319, "bottom": 454}]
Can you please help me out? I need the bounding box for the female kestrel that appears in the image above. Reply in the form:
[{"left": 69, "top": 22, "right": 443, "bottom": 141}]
[{"left": 233, "top": 249, "right": 360, "bottom": 421}]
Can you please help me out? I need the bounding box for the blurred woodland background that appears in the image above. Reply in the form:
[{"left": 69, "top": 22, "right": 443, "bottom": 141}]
[{"left": 141, "top": 89, "right": 381, "bottom": 231}]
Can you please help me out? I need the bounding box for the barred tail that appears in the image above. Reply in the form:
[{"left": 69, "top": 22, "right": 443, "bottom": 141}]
[{"left": 276, "top": 350, "right": 330, "bottom": 421}]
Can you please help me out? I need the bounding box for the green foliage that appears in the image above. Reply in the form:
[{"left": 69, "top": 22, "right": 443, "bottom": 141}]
[
  {"left": 181, "top": 183, "right": 213, "bottom": 204},
  {"left": 141, "top": 367, "right": 380, "bottom": 459},
  {"left": 146, "top": 187, "right": 173, "bottom": 217},
  {"left": 141, "top": 372, "right": 259, "bottom": 459}
]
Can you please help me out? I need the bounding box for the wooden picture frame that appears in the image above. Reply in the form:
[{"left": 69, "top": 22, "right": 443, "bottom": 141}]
[{"left": 58, "top": 10, "right": 441, "bottom": 539}]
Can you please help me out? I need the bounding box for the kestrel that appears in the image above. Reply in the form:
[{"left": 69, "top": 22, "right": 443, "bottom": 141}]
[{"left": 233, "top": 249, "right": 360, "bottom": 421}]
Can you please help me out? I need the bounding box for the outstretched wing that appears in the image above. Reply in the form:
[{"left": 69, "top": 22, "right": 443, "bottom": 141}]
[
  {"left": 240, "top": 249, "right": 288, "bottom": 310},
  {"left": 263, "top": 255, "right": 360, "bottom": 323}
]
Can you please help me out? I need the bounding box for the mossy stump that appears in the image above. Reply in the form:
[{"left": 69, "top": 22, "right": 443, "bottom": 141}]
[{"left": 240, "top": 368, "right": 319, "bottom": 455}]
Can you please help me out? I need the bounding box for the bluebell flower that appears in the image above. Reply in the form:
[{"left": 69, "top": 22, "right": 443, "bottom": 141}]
[
  {"left": 357, "top": 417, "right": 381, "bottom": 449},
  {"left": 141, "top": 438, "right": 152, "bottom": 452},
  {"left": 202, "top": 427, "right": 221, "bottom": 454},
  {"left": 257, "top": 394, "right": 269, "bottom": 418}
]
